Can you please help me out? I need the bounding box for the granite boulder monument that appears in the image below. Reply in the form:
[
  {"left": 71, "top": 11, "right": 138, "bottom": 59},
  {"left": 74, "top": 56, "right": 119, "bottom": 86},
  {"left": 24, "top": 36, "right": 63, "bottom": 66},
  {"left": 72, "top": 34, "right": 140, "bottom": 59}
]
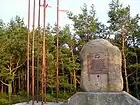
[
  {"left": 61, "top": 39, "right": 140, "bottom": 105},
  {"left": 80, "top": 39, "right": 123, "bottom": 92}
]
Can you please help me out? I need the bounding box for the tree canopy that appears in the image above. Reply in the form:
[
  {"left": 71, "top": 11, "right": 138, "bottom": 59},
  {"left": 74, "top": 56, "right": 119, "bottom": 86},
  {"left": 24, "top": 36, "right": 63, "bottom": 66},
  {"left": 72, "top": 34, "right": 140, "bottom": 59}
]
[{"left": 0, "top": 0, "right": 140, "bottom": 104}]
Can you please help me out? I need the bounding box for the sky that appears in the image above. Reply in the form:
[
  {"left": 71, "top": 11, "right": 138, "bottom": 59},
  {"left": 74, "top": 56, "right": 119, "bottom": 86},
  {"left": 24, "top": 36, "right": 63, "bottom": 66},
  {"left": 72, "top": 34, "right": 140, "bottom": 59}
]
[{"left": 0, "top": 0, "right": 140, "bottom": 29}]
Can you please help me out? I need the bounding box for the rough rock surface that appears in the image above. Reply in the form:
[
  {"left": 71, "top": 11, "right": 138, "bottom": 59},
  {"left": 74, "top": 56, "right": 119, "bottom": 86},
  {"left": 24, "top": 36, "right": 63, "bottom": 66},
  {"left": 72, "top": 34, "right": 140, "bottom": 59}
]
[
  {"left": 14, "top": 101, "right": 63, "bottom": 105},
  {"left": 61, "top": 92, "right": 140, "bottom": 105},
  {"left": 80, "top": 39, "right": 123, "bottom": 92}
]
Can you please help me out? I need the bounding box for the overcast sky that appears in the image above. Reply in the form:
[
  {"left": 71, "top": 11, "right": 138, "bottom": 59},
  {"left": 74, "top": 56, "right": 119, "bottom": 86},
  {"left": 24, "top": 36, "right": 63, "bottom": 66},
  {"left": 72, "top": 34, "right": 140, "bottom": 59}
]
[{"left": 0, "top": 0, "right": 140, "bottom": 28}]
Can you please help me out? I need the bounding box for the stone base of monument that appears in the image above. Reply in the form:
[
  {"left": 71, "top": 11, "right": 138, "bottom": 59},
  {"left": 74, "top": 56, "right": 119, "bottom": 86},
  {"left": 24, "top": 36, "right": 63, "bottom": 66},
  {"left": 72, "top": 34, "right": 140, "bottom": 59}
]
[{"left": 61, "top": 91, "right": 140, "bottom": 105}]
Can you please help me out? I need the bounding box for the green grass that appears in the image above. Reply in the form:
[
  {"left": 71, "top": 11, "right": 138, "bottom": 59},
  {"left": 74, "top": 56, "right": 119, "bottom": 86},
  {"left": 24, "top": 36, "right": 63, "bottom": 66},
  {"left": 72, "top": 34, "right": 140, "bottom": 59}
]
[
  {"left": 0, "top": 92, "right": 31, "bottom": 105},
  {"left": 0, "top": 91, "right": 73, "bottom": 105}
]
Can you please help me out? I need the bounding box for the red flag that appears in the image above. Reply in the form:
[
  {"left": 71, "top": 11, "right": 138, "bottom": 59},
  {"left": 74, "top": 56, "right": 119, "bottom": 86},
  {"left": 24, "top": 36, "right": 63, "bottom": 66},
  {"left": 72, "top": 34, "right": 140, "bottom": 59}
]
[
  {"left": 59, "top": 9, "right": 69, "bottom": 12},
  {"left": 40, "top": 4, "right": 52, "bottom": 8},
  {"left": 47, "top": 5, "right": 52, "bottom": 8}
]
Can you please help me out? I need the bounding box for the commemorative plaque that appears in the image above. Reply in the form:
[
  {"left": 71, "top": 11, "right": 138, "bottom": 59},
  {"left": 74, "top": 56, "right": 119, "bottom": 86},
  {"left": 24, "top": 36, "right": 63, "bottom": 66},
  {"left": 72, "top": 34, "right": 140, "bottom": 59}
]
[{"left": 87, "top": 53, "right": 107, "bottom": 74}]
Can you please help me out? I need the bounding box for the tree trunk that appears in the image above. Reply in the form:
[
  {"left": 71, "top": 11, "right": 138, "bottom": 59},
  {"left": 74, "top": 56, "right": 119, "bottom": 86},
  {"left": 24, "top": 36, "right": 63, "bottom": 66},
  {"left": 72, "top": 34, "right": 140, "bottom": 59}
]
[
  {"left": 8, "top": 83, "right": 12, "bottom": 100},
  {"left": 1, "top": 79, "right": 4, "bottom": 93},
  {"left": 13, "top": 80, "right": 16, "bottom": 93},
  {"left": 73, "top": 71, "right": 76, "bottom": 91},
  {"left": 124, "top": 57, "right": 129, "bottom": 92},
  {"left": 70, "top": 73, "right": 73, "bottom": 92},
  {"left": 51, "top": 88, "right": 54, "bottom": 95},
  {"left": 24, "top": 72, "right": 26, "bottom": 91},
  {"left": 1, "top": 83, "right": 3, "bottom": 93},
  {"left": 9, "top": 59, "right": 13, "bottom": 100},
  {"left": 135, "top": 49, "right": 139, "bottom": 98},
  {"left": 71, "top": 46, "right": 77, "bottom": 91},
  {"left": 0, "top": 81, "right": 12, "bottom": 100},
  {"left": 122, "top": 30, "right": 129, "bottom": 93},
  {"left": 62, "top": 60, "right": 66, "bottom": 97},
  {"left": 18, "top": 72, "right": 21, "bottom": 91}
]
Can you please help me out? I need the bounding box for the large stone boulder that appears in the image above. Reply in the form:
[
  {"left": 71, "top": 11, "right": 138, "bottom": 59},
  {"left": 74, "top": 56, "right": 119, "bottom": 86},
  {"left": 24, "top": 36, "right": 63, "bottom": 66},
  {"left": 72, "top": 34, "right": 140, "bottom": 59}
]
[
  {"left": 61, "top": 92, "right": 140, "bottom": 105},
  {"left": 80, "top": 39, "right": 123, "bottom": 92}
]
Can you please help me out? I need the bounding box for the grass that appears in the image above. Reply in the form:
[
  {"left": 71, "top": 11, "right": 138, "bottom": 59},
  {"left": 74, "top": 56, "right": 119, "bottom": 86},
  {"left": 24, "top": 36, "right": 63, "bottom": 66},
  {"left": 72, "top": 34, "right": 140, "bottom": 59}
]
[{"left": 0, "top": 91, "right": 73, "bottom": 105}]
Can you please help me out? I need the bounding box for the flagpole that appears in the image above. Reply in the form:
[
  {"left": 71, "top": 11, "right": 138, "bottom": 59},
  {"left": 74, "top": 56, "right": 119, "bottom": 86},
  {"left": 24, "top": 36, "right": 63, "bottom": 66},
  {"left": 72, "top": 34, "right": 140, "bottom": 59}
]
[
  {"left": 56, "top": 0, "right": 59, "bottom": 102},
  {"left": 27, "top": 0, "right": 30, "bottom": 102},
  {"left": 37, "top": 0, "right": 41, "bottom": 103},
  {"left": 42, "top": 0, "right": 47, "bottom": 104},
  {"left": 32, "top": 0, "right": 36, "bottom": 104}
]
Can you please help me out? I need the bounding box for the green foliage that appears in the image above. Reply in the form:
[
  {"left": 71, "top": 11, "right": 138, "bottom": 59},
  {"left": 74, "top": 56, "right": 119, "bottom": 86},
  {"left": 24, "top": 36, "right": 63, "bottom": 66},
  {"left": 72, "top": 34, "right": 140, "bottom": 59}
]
[
  {"left": 18, "top": 90, "right": 27, "bottom": 97},
  {"left": 108, "top": 0, "right": 140, "bottom": 98},
  {"left": 127, "top": 64, "right": 140, "bottom": 70},
  {"left": 0, "top": 16, "right": 27, "bottom": 84},
  {"left": 67, "top": 3, "right": 98, "bottom": 51},
  {"left": 0, "top": 92, "right": 28, "bottom": 105},
  {"left": 108, "top": 0, "right": 140, "bottom": 37},
  {"left": 0, "top": 0, "right": 140, "bottom": 103},
  {"left": 0, "top": 98, "right": 11, "bottom": 105}
]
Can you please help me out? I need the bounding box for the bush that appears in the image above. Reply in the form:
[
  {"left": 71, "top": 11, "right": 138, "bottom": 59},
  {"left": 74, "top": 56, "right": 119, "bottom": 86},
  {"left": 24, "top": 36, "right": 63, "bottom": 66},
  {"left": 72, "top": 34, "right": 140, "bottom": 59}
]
[
  {"left": 0, "top": 92, "right": 28, "bottom": 105},
  {"left": 0, "top": 93, "right": 9, "bottom": 99},
  {"left": 11, "top": 95, "right": 27, "bottom": 104},
  {"left": 18, "top": 90, "right": 27, "bottom": 97},
  {"left": 46, "top": 94, "right": 56, "bottom": 102},
  {"left": 0, "top": 98, "right": 11, "bottom": 105}
]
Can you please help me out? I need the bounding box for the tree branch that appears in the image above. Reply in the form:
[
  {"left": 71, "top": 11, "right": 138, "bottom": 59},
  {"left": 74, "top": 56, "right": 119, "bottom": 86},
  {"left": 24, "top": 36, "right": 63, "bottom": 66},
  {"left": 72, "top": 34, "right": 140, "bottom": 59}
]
[
  {"left": 0, "top": 80, "right": 9, "bottom": 86},
  {"left": 11, "top": 56, "right": 21, "bottom": 73},
  {"left": 76, "top": 78, "right": 80, "bottom": 84},
  {"left": 12, "top": 61, "right": 25, "bottom": 74}
]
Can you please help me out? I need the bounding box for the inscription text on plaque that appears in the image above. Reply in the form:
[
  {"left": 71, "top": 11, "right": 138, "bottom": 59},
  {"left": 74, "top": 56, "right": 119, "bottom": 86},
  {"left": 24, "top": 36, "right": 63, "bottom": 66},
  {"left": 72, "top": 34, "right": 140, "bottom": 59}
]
[{"left": 87, "top": 53, "right": 107, "bottom": 74}]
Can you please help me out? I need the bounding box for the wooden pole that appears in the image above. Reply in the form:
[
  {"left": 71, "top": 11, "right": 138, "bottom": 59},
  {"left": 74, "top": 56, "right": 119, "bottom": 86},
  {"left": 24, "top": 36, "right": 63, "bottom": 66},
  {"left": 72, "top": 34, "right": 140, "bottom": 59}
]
[
  {"left": 42, "top": 0, "right": 47, "bottom": 104},
  {"left": 27, "top": 0, "right": 30, "bottom": 101},
  {"left": 56, "top": 0, "right": 59, "bottom": 102},
  {"left": 32, "top": 0, "right": 36, "bottom": 104},
  {"left": 37, "top": 0, "right": 41, "bottom": 103}
]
